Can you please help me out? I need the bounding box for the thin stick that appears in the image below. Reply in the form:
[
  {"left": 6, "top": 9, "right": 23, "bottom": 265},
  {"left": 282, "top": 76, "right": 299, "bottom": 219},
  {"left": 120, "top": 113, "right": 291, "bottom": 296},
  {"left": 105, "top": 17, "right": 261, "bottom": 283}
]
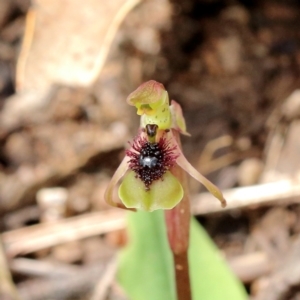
[
  {"left": 2, "top": 210, "right": 126, "bottom": 257},
  {"left": 10, "top": 258, "right": 79, "bottom": 277},
  {"left": 17, "top": 259, "right": 114, "bottom": 300},
  {"left": 191, "top": 178, "right": 300, "bottom": 215},
  {"left": 2, "top": 179, "right": 300, "bottom": 258},
  {"left": 252, "top": 235, "right": 300, "bottom": 300},
  {"left": 1, "top": 179, "right": 298, "bottom": 257},
  {"left": 90, "top": 257, "right": 118, "bottom": 300},
  {"left": 0, "top": 239, "right": 20, "bottom": 300},
  {"left": 228, "top": 251, "right": 270, "bottom": 283}
]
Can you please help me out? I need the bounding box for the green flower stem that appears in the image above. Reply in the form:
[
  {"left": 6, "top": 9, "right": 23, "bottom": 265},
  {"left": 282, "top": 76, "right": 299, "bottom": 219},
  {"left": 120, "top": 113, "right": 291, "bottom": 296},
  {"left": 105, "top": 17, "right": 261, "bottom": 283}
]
[{"left": 165, "top": 130, "right": 191, "bottom": 300}]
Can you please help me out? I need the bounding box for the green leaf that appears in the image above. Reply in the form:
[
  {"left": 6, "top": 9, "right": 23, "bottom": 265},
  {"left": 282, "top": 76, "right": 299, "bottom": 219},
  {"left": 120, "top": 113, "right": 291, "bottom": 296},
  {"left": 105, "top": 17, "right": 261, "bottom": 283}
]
[
  {"left": 119, "top": 171, "right": 183, "bottom": 212},
  {"left": 118, "top": 211, "right": 247, "bottom": 300},
  {"left": 189, "top": 218, "right": 248, "bottom": 300},
  {"left": 118, "top": 210, "right": 176, "bottom": 300}
]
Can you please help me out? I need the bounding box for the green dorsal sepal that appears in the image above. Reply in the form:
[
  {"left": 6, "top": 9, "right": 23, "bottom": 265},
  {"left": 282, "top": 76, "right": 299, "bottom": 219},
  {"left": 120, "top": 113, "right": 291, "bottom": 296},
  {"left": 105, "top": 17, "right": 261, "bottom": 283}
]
[{"left": 126, "top": 80, "right": 172, "bottom": 130}]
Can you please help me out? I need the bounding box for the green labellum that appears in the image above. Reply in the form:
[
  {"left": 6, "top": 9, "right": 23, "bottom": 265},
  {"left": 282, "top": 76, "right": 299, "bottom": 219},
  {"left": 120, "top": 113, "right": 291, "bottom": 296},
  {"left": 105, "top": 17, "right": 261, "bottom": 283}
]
[{"left": 119, "top": 170, "right": 183, "bottom": 212}]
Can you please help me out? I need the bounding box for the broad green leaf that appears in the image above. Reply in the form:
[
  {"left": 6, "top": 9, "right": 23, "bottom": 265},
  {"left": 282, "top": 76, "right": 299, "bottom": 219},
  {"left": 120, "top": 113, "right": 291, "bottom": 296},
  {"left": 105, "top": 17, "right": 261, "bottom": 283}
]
[
  {"left": 118, "top": 211, "right": 247, "bottom": 300},
  {"left": 189, "top": 218, "right": 247, "bottom": 300},
  {"left": 118, "top": 210, "right": 176, "bottom": 300},
  {"left": 119, "top": 171, "right": 183, "bottom": 211}
]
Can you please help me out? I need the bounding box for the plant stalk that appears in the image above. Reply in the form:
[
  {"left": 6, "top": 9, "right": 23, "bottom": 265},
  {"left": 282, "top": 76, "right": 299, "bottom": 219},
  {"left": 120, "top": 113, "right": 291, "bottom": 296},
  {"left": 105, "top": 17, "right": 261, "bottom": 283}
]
[{"left": 165, "top": 130, "right": 191, "bottom": 300}]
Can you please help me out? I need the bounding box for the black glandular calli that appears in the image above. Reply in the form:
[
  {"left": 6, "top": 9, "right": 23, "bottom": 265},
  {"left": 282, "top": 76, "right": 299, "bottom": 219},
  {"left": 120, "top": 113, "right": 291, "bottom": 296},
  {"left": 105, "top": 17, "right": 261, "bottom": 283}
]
[{"left": 126, "top": 131, "right": 178, "bottom": 190}]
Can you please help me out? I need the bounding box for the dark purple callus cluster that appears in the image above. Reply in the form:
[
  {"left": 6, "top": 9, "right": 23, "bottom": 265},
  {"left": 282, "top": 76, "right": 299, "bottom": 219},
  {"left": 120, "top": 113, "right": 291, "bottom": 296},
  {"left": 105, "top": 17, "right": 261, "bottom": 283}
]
[{"left": 126, "top": 132, "right": 178, "bottom": 190}]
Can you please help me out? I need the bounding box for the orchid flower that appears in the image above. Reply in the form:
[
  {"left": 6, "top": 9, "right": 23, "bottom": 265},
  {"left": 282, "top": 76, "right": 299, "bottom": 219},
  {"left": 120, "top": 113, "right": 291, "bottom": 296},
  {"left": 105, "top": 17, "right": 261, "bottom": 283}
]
[{"left": 104, "top": 80, "right": 226, "bottom": 212}]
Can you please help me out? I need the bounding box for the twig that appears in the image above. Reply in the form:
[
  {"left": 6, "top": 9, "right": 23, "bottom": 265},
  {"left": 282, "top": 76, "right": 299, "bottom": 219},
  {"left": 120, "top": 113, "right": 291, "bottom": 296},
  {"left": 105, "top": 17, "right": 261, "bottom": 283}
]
[
  {"left": 90, "top": 257, "right": 118, "bottom": 300},
  {"left": 10, "top": 247, "right": 273, "bottom": 285},
  {"left": 191, "top": 178, "right": 300, "bottom": 215},
  {"left": 2, "top": 210, "right": 126, "bottom": 257},
  {"left": 198, "top": 135, "right": 233, "bottom": 166},
  {"left": 252, "top": 235, "right": 300, "bottom": 300},
  {"left": 2, "top": 179, "right": 300, "bottom": 258},
  {"left": 10, "top": 258, "right": 79, "bottom": 278},
  {"left": 3, "top": 206, "right": 40, "bottom": 230},
  {"left": 0, "top": 239, "right": 20, "bottom": 300},
  {"left": 198, "top": 135, "right": 236, "bottom": 174},
  {"left": 228, "top": 252, "right": 271, "bottom": 283},
  {"left": 17, "top": 257, "right": 116, "bottom": 300}
]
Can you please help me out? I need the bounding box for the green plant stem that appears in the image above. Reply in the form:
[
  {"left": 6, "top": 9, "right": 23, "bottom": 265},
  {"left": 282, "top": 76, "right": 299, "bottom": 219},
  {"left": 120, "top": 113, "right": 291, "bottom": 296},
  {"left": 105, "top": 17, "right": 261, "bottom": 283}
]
[{"left": 165, "top": 130, "right": 191, "bottom": 300}]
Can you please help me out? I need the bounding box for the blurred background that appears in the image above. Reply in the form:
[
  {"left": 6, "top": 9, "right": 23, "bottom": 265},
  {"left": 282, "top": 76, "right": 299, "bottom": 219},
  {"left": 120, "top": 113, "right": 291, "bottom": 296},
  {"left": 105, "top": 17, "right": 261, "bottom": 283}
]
[{"left": 1, "top": 0, "right": 300, "bottom": 299}]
